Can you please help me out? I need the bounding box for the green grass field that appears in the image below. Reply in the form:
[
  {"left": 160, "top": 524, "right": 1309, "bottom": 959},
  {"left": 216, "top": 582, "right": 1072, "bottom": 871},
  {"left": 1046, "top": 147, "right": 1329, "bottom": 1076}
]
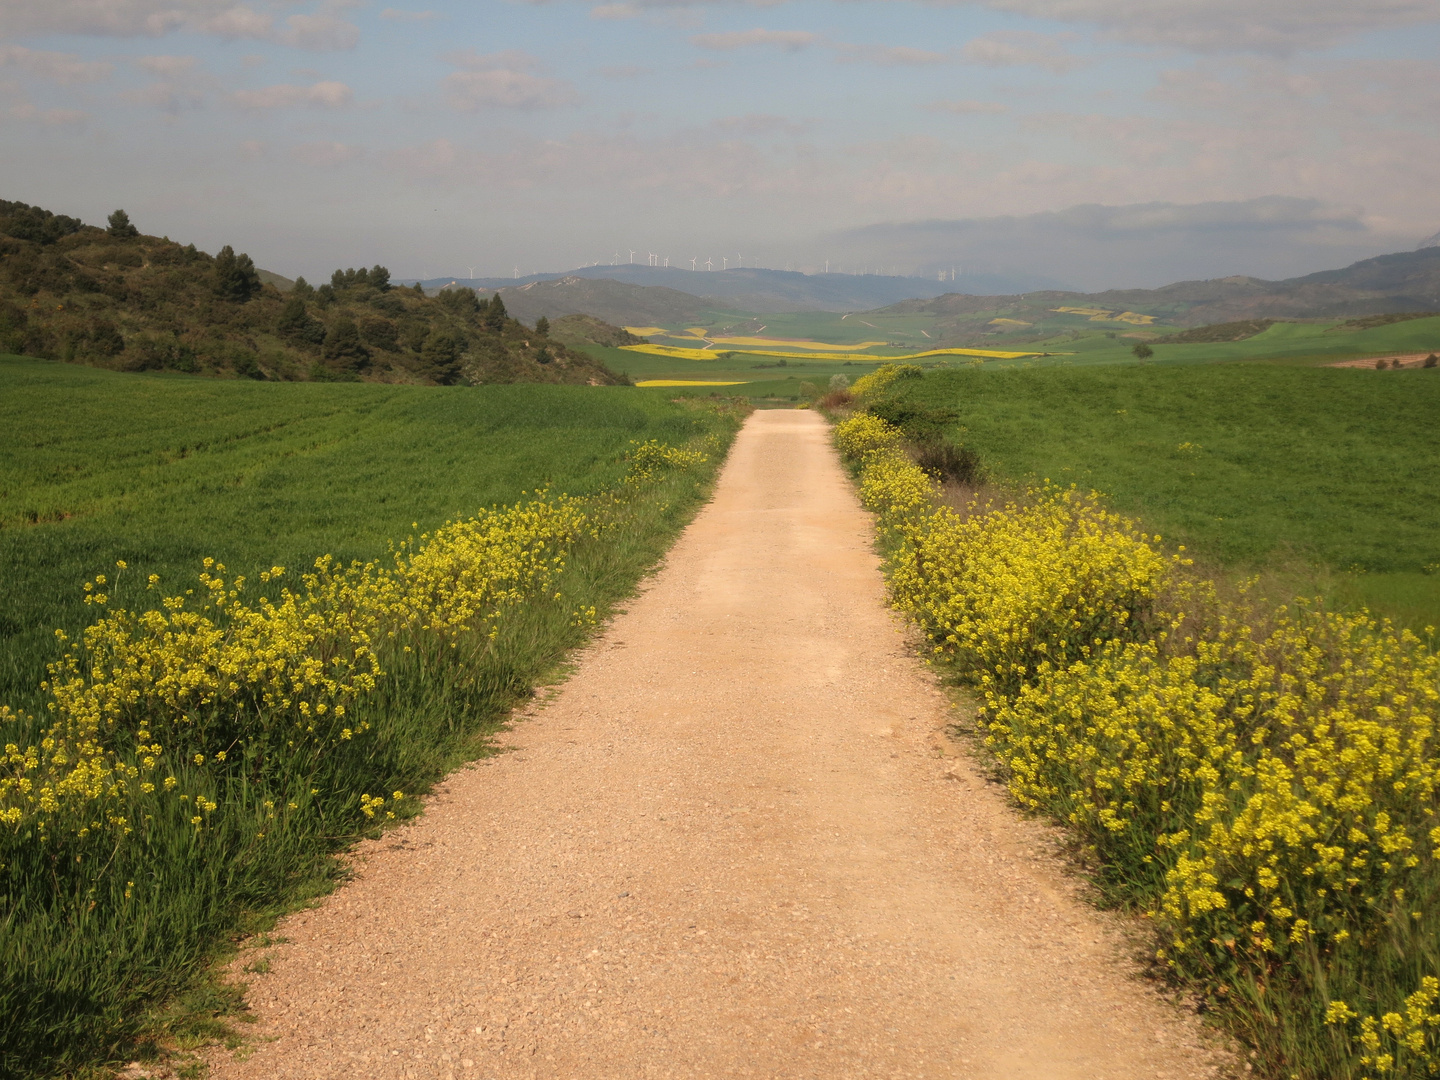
[
  {"left": 0, "top": 356, "right": 740, "bottom": 1076},
  {"left": 0, "top": 356, "right": 722, "bottom": 713},
  {"left": 882, "top": 363, "right": 1440, "bottom": 631}
]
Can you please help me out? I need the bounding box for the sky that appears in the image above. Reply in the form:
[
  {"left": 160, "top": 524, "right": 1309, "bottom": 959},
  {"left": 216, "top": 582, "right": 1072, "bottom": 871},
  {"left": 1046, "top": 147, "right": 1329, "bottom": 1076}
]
[{"left": 2, "top": 0, "right": 1439, "bottom": 290}]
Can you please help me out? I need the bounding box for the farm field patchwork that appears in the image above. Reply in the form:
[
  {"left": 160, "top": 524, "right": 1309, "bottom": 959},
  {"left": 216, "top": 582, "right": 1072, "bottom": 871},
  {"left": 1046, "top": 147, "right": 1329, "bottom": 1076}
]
[
  {"left": 587, "top": 312, "right": 1440, "bottom": 389},
  {"left": 0, "top": 356, "right": 741, "bottom": 1076}
]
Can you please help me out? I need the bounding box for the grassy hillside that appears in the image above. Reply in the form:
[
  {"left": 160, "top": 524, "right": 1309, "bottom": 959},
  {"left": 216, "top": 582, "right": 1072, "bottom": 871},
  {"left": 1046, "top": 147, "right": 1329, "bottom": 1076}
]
[
  {"left": 0, "top": 199, "right": 622, "bottom": 385},
  {"left": 0, "top": 357, "right": 739, "bottom": 1075},
  {"left": 880, "top": 363, "right": 1440, "bottom": 629}
]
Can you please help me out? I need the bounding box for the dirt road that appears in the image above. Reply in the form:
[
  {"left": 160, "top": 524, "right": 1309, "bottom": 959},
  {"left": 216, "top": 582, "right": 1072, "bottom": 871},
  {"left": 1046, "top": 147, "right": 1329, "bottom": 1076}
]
[{"left": 210, "top": 410, "right": 1227, "bottom": 1080}]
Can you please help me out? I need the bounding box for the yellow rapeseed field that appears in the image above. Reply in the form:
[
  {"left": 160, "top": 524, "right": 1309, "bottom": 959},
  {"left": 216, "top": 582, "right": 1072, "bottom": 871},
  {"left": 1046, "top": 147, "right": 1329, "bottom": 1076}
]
[{"left": 835, "top": 412, "right": 1440, "bottom": 1079}]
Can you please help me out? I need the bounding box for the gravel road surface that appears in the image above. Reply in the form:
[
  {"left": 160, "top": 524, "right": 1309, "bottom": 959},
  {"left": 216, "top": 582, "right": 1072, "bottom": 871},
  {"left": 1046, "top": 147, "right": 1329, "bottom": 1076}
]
[{"left": 208, "top": 409, "right": 1229, "bottom": 1080}]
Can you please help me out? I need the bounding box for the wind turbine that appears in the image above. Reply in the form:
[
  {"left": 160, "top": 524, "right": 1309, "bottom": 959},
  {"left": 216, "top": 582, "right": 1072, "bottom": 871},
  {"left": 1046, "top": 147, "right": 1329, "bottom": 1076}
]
[
  {"left": 467, "top": 265, "right": 476, "bottom": 280},
  {"left": 736, "top": 254, "right": 742, "bottom": 268},
  {"left": 705, "top": 257, "right": 713, "bottom": 271},
  {"left": 664, "top": 256, "right": 669, "bottom": 268},
  {"left": 513, "top": 266, "right": 519, "bottom": 279},
  {"left": 690, "top": 257, "right": 697, "bottom": 271},
  {"left": 648, "top": 252, "right": 656, "bottom": 266},
  {"left": 628, "top": 249, "right": 637, "bottom": 264},
  {"left": 722, "top": 257, "right": 727, "bottom": 270},
  {"left": 612, "top": 252, "right": 619, "bottom": 265},
  {"left": 824, "top": 259, "right": 829, "bottom": 274}
]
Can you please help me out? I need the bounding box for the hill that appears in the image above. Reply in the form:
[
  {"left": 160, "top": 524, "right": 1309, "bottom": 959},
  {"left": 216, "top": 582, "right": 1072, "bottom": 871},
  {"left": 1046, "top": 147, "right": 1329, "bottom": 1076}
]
[
  {"left": 416, "top": 264, "right": 980, "bottom": 314},
  {"left": 877, "top": 246, "right": 1440, "bottom": 343},
  {"left": 460, "top": 275, "right": 721, "bottom": 328},
  {"left": 0, "top": 199, "right": 624, "bottom": 386}
]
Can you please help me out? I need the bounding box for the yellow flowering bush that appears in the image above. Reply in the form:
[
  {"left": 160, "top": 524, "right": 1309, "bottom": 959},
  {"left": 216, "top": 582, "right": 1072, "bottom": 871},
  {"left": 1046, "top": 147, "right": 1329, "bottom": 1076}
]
[
  {"left": 838, "top": 412, "right": 1440, "bottom": 1079},
  {"left": 624, "top": 438, "right": 708, "bottom": 483},
  {"left": 849, "top": 363, "right": 923, "bottom": 400},
  {"left": 0, "top": 493, "right": 591, "bottom": 844}
]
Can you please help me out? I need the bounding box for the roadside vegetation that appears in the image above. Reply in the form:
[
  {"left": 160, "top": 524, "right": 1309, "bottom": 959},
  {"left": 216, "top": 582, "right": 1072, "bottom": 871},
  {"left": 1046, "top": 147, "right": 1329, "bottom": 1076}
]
[
  {"left": 0, "top": 358, "right": 743, "bottom": 1076},
  {"left": 0, "top": 199, "right": 622, "bottom": 386},
  {"left": 869, "top": 363, "right": 1440, "bottom": 633},
  {"left": 834, "top": 366, "right": 1440, "bottom": 1079}
]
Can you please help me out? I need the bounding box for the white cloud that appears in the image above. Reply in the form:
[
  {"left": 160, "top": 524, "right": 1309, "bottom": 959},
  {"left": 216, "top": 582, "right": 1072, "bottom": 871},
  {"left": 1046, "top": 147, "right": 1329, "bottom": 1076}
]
[
  {"left": 5, "top": 102, "right": 88, "bottom": 125},
  {"left": 960, "top": 30, "right": 1078, "bottom": 72},
  {"left": 925, "top": 98, "right": 1008, "bottom": 113},
  {"left": 691, "top": 29, "right": 818, "bottom": 51},
  {"left": 379, "top": 7, "right": 439, "bottom": 21},
  {"left": 135, "top": 53, "right": 196, "bottom": 77},
  {"left": 836, "top": 43, "right": 949, "bottom": 64},
  {"left": 230, "top": 80, "right": 353, "bottom": 108},
  {"left": 0, "top": 46, "right": 113, "bottom": 84},
  {"left": 291, "top": 139, "right": 364, "bottom": 165},
  {"left": 281, "top": 13, "right": 359, "bottom": 50},
  {"left": 441, "top": 50, "right": 579, "bottom": 109},
  {"left": 0, "top": 1, "right": 357, "bottom": 51},
  {"left": 590, "top": 3, "right": 640, "bottom": 18},
  {"left": 976, "top": 0, "right": 1440, "bottom": 52}
]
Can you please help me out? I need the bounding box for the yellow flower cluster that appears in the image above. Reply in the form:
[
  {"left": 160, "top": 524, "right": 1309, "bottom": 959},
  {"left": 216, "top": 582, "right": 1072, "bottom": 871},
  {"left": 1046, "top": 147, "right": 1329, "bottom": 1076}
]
[
  {"left": 1, "top": 491, "right": 592, "bottom": 840},
  {"left": 624, "top": 439, "right": 709, "bottom": 484},
  {"left": 838, "top": 414, "right": 1440, "bottom": 1078},
  {"left": 847, "top": 363, "right": 924, "bottom": 400}
]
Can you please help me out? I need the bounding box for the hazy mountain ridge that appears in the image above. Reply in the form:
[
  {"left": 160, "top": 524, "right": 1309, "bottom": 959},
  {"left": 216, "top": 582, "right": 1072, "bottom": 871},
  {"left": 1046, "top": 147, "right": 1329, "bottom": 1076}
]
[
  {"left": 878, "top": 246, "right": 1440, "bottom": 334},
  {"left": 412, "top": 264, "right": 1034, "bottom": 315}
]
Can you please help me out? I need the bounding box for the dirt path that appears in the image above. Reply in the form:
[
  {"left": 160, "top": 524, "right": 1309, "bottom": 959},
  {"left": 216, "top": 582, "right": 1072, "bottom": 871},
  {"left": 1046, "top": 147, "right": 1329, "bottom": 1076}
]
[{"left": 209, "top": 410, "right": 1228, "bottom": 1080}]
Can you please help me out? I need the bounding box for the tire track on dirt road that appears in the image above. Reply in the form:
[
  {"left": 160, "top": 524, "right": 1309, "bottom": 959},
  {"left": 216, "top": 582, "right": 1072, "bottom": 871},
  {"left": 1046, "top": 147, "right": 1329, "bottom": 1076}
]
[{"left": 209, "top": 409, "right": 1230, "bottom": 1080}]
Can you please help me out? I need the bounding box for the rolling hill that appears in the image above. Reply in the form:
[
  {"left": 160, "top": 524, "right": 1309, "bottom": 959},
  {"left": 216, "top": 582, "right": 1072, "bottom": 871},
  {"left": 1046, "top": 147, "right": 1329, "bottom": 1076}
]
[
  {"left": 413, "top": 264, "right": 998, "bottom": 315},
  {"left": 0, "top": 199, "right": 624, "bottom": 386},
  {"left": 879, "top": 246, "right": 1440, "bottom": 344}
]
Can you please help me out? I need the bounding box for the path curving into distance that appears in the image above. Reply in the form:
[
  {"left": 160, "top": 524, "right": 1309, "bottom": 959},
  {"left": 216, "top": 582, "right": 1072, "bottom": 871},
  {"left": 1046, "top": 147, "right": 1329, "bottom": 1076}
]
[{"left": 209, "top": 410, "right": 1228, "bottom": 1080}]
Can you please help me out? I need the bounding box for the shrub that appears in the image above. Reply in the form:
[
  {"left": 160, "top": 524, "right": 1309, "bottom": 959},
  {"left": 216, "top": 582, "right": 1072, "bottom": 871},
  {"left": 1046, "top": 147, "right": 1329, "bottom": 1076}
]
[
  {"left": 106, "top": 210, "right": 139, "bottom": 239},
  {"left": 913, "top": 439, "right": 982, "bottom": 485},
  {"left": 1425, "top": 354, "right": 1437, "bottom": 369},
  {"left": 322, "top": 317, "right": 369, "bottom": 370},
  {"left": 212, "top": 246, "right": 261, "bottom": 304},
  {"left": 850, "top": 363, "right": 922, "bottom": 399}
]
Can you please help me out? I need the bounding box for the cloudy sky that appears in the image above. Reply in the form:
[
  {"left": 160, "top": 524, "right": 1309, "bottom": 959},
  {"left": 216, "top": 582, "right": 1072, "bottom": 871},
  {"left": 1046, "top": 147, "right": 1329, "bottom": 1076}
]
[{"left": 3, "top": 0, "right": 1438, "bottom": 288}]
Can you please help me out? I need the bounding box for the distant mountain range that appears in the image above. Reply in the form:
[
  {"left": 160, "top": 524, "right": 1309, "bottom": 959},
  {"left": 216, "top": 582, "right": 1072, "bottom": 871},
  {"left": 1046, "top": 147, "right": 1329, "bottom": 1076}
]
[
  {"left": 405, "top": 264, "right": 1056, "bottom": 316},
  {"left": 881, "top": 246, "right": 1440, "bottom": 332},
  {"left": 405, "top": 247, "right": 1440, "bottom": 336}
]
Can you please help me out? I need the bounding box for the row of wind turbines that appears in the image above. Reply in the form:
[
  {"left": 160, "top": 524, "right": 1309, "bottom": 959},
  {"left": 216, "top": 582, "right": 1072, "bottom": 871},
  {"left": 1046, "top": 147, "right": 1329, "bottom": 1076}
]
[{"left": 609, "top": 250, "right": 750, "bottom": 271}]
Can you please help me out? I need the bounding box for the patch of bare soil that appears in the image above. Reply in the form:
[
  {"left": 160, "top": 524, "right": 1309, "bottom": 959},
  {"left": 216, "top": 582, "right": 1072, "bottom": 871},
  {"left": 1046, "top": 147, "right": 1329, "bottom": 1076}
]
[
  {"left": 207, "top": 410, "right": 1233, "bottom": 1080},
  {"left": 1329, "top": 352, "right": 1438, "bottom": 369}
]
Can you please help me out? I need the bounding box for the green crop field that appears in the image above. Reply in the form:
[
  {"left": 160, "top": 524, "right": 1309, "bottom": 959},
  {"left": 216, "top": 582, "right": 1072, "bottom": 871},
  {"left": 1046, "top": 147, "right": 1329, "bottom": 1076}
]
[
  {"left": 0, "top": 356, "right": 740, "bottom": 1076},
  {"left": 0, "top": 356, "right": 723, "bottom": 713},
  {"left": 882, "top": 363, "right": 1440, "bottom": 631}
]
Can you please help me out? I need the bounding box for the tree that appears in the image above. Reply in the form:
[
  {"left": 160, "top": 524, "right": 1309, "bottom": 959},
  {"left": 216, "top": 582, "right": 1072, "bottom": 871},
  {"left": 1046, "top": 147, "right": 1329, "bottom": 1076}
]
[
  {"left": 485, "top": 292, "right": 507, "bottom": 331},
  {"left": 421, "top": 328, "right": 466, "bottom": 384},
  {"left": 368, "top": 264, "right": 391, "bottom": 291},
  {"left": 1132, "top": 342, "right": 1154, "bottom": 360},
  {"left": 213, "top": 245, "right": 262, "bottom": 303},
  {"left": 322, "top": 316, "right": 369, "bottom": 369},
  {"left": 276, "top": 295, "right": 326, "bottom": 346},
  {"left": 292, "top": 276, "right": 315, "bottom": 297},
  {"left": 534, "top": 315, "right": 549, "bottom": 337},
  {"left": 438, "top": 287, "right": 480, "bottom": 315},
  {"left": 106, "top": 209, "right": 139, "bottom": 239}
]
